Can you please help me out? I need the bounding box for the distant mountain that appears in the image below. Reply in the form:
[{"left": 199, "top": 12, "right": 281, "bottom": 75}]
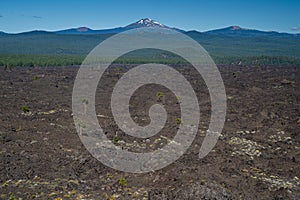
[
  {"left": 55, "top": 27, "right": 94, "bottom": 34},
  {"left": 51, "top": 21, "right": 300, "bottom": 37},
  {"left": 55, "top": 18, "right": 183, "bottom": 35},
  {"left": 205, "top": 26, "right": 292, "bottom": 37},
  {"left": 1, "top": 18, "right": 299, "bottom": 36}
]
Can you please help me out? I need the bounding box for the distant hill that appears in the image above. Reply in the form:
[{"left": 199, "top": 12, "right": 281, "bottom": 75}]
[
  {"left": 55, "top": 26, "right": 124, "bottom": 35},
  {"left": 16, "top": 30, "right": 54, "bottom": 35},
  {"left": 204, "top": 26, "right": 293, "bottom": 37}
]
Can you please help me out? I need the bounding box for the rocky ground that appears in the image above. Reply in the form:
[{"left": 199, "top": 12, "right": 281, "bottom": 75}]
[{"left": 0, "top": 65, "right": 299, "bottom": 199}]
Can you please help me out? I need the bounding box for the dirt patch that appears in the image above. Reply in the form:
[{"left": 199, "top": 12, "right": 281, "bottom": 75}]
[{"left": 0, "top": 65, "right": 299, "bottom": 199}]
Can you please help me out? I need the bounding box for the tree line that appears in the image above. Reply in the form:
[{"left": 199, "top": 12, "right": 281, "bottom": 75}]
[{"left": 1, "top": 54, "right": 300, "bottom": 67}]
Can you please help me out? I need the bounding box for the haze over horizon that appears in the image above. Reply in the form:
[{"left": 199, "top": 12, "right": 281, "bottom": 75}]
[{"left": 0, "top": 0, "right": 299, "bottom": 34}]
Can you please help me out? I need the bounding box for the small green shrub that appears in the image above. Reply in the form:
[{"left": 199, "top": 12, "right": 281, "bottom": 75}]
[
  {"left": 232, "top": 72, "right": 238, "bottom": 78},
  {"left": 176, "top": 96, "right": 182, "bottom": 104},
  {"left": 156, "top": 92, "right": 164, "bottom": 98},
  {"left": 9, "top": 194, "right": 17, "bottom": 200},
  {"left": 119, "top": 177, "right": 127, "bottom": 187},
  {"left": 3, "top": 181, "right": 9, "bottom": 187},
  {"left": 33, "top": 75, "right": 38, "bottom": 80},
  {"left": 82, "top": 98, "right": 89, "bottom": 104},
  {"left": 176, "top": 118, "right": 182, "bottom": 125},
  {"left": 113, "top": 135, "right": 119, "bottom": 143},
  {"left": 22, "top": 105, "right": 30, "bottom": 113}
]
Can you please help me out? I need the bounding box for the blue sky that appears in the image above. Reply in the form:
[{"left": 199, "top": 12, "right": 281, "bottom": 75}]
[{"left": 0, "top": 0, "right": 299, "bottom": 33}]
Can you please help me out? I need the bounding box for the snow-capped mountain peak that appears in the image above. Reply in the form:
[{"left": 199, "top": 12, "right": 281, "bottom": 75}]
[
  {"left": 230, "top": 26, "right": 242, "bottom": 30},
  {"left": 137, "top": 18, "right": 163, "bottom": 26},
  {"left": 126, "top": 18, "right": 169, "bottom": 28}
]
